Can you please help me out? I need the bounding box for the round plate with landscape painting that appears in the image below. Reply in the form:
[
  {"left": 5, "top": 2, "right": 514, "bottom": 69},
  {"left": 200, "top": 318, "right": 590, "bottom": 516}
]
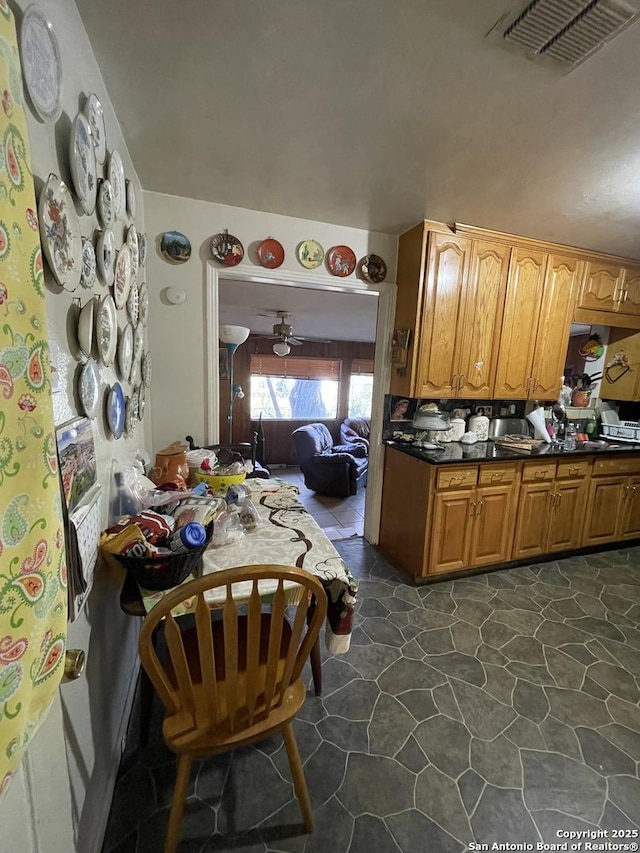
[
  {"left": 327, "top": 245, "right": 356, "bottom": 277},
  {"left": 257, "top": 237, "right": 285, "bottom": 269},
  {"left": 296, "top": 239, "right": 324, "bottom": 270}
]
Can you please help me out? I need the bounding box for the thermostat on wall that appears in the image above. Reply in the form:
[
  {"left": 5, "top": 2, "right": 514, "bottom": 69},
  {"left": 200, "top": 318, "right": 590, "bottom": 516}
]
[{"left": 166, "top": 286, "right": 186, "bottom": 305}]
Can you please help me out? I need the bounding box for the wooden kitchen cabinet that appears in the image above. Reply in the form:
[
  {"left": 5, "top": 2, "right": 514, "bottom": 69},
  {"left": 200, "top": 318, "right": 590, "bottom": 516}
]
[
  {"left": 599, "top": 328, "right": 640, "bottom": 402},
  {"left": 574, "top": 261, "right": 640, "bottom": 329},
  {"left": 470, "top": 483, "right": 516, "bottom": 567},
  {"left": 577, "top": 260, "right": 624, "bottom": 313},
  {"left": 547, "top": 479, "right": 588, "bottom": 552},
  {"left": 429, "top": 488, "right": 475, "bottom": 573},
  {"left": 620, "top": 477, "right": 640, "bottom": 539},
  {"left": 513, "top": 481, "right": 553, "bottom": 560},
  {"left": 582, "top": 476, "right": 626, "bottom": 546},
  {"left": 621, "top": 267, "right": 640, "bottom": 316}
]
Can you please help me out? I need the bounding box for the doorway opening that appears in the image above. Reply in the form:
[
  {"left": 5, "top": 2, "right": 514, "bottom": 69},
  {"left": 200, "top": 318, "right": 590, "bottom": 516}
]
[{"left": 205, "top": 265, "right": 394, "bottom": 543}]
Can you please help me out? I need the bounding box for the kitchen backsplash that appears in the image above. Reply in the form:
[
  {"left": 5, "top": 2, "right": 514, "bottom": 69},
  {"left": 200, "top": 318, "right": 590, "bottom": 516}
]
[{"left": 383, "top": 395, "right": 527, "bottom": 439}]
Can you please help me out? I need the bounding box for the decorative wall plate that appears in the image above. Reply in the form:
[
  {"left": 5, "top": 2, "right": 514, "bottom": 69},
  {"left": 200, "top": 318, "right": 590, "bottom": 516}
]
[
  {"left": 69, "top": 111, "right": 97, "bottom": 215},
  {"left": 137, "top": 383, "right": 146, "bottom": 421},
  {"left": 38, "top": 174, "right": 82, "bottom": 291},
  {"left": 20, "top": 5, "right": 63, "bottom": 123},
  {"left": 138, "top": 281, "right": 149, "bottom": 326},
  {"left": 126, "top": 276, "right": 139, "bottom": 326},
  {"left": 327, "top": 245, "right": 356, "bottom": 277},
  {"left": 107, "top": 149, "right": 125, "bottom": 220},
  {"left": 257, "top": 237, "right": 285, "bottom": 269},
  {"left": 125, "top": 396, "right": 137, "bottom": 436},
  {"left": 125, "top": 179, "right": 136, "bottom": 219},
  {"left": 210, "top": 229, "right": 243, "bottom": 266},
  {"left": 160, "top": 230, "right": 190, "bottom": 263},
  {"left": 77, "top": 298, "right": 95, "bottom": 358},
  {"left": 107, "top": 382, "right": 125, "bottom": 439},
  {"left": 117, "top": 323, "right": 133, "bottom": 382},
  {"left": 126, "top": 225, "right": 139, "bottom": 275},
  {"left": 296, "top": 239, "right": 324, "bottom": 270},
  {"left": 96, "top": 294, "right": 117, "bottom": 366},
  {"left": 80, "top": 238, "right": 97, "bottom": 289},
  {"left": 141, "top": 351, "right": 152, "bottom": 387},
  {"left": 138, "top": 232, "right": 147, "bottom": 266},
  {"left": 113, "top": 243, "right": 132, "bottom": 310},
  {"left": 79, "top": 360, "right": 100, "bottom": 419},
  {"left": 96, "top": 228, "right": 116, "bottom": 286},
  {"left": 84, "top": 93, "right": 106, "bottom": 165},
  {"left": 97, "top": 179, "right": 114, "bottom": 227},
  {"left": 360, "top": 253, "right": 387, "bottom": 283}
]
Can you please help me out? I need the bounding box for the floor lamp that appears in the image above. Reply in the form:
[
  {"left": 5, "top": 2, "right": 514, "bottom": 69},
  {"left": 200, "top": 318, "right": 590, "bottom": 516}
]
[{"left": 219, "top": 324, "right": 250, "bottom": 444}]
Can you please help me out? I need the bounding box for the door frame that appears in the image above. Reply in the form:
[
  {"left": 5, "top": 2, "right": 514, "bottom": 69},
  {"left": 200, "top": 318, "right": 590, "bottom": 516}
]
[{"left": 204, "top": 262, "right": 396, "bottom": 543}]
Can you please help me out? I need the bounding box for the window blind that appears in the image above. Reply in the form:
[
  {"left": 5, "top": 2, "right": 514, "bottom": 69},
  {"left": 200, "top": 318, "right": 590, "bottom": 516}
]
[
  {"left": 250, "top": 354, "right": 342, "bottom": 380},
  {"left": 351, "top": 358, "right": 374, "bottom": 374}
]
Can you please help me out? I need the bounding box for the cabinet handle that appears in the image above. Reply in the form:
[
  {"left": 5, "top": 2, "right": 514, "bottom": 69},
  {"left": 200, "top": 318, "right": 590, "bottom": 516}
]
[
  {"left": 614, "top": 285, "right": 623, "bottom": 303},
  {"left": 451, "top": 374, "right": 459, "bottom": 391},
  {"left": 622, "top": 289, "right": 628, "bottom": 302},
  {"left": 458, "top": 374, "right": 466, "bottom": 390},
  {"left": 450, "top": 475, "right": 464, "bottom": 483},
  {"left": 470, "top": 501, "right": 477, "bottom": 517},
  {"left": 491, "top": 473, "right": 503, "bottom": 481},
  {"left": 478, "top": 500, "right": 484, "bottom": 516},
  {"left": 569, "top": 467, "right": 579, "bottom": 475},
  {"left": 534, "top": 471, "right": 547, "bottom": 479}
]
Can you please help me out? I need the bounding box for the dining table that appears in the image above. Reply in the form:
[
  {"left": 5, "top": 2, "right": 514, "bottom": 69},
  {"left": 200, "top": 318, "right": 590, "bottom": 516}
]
[{"left": 121, "top": 477, "right": 358, "bottom": 726}]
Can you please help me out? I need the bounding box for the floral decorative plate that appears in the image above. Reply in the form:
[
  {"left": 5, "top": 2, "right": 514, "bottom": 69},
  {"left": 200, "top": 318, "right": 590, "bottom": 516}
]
[
  {"left": 160, "top": 230, "right": 190, "bottom": 264},
  {"left": 20, "top": 5, "right": 63, "bottom": 123},
  {"left": 126, "top": 225, "right": 139, "bottom": 275},
  {"left": 257, "top": 237, "right": 285, "bottom": 269},
  {"left": 141, "top": 351, "right": 152, "bottom": 387},
  {"left": 360, "top": 253, "right": 387, "bottom": 283},
  {"left": 84, "top": 93, "right": 106, "bottom": 165},
  {"left": 38, "top": 174, "right": 82, "bottom": 291},
  {"left": 96, "top": 228, "right": 116, "bottom": 286},
  {"left": 107, "top": 382, "right": 125, "bottom": 440},
  {"left": 138, "top": 232, "right": 147, "bottom": 266},
  {"left": 79, "top": 360, "right": 100, "bottom": 419},
  {"left": 125, "top": 396, "right": 137, "bottom": 436},
  {"left": 126, "top": 277, "right": 139, "bottom": 326},
  {"left": 69, "top": 111, "right": 97, "bottom": 215},
  {"left": 97, "top": 179, "right": 114, "bottom": 227},
  {"left": 125, "top": 179, "right": 136, "bottom": 219},
  {"left": 113, "top": 243, "right": 132, "bottom": 309},
  {"left": 138, "top": 281, "right": 149, "bottom": 326},
  {"left": 80, "top": 238, "right": 97, "bottom": 289},
  {"left": 327, "top": 245, "right": 356, "bottom": 277},
  {"left": 117, "top": 323, "right": 133, "bottom": 383},
  {"left": 107, "top": 149, "right": 125, "bottom": 220},
  {"left": 297, "top": 239, "right": 324, "bottom": 270},
  {"left": 210, "top": 230, "right": 244, "bottom": 266},
  {"left": 96, "top": 294, "right": 117, "bottom": 366}
]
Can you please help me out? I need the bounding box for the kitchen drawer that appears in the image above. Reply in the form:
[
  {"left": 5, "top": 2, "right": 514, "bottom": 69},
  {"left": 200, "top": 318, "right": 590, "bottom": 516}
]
[
  {"left": 522, "top": 461, "right": 557, "bottom": 482},
  {"left": 592, "top": 456, "right": 640, "bottom": 477},
  {"left": 436, "top": 466, "right": 478, "bottom": 490},
  {"left": 478, "top": 464, "right": 518, "bottom": 486},
  {"left": 556, "top": 459, "right": 590, "bottom": 480}
]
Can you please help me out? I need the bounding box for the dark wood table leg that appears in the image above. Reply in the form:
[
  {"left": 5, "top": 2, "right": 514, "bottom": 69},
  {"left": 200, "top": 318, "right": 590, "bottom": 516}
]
[
  {"left": 139, "top": 622, "right": 161, "bottom": 746},
  {"left": 307, "top": 595, "right": 322, "bottom": 696}
]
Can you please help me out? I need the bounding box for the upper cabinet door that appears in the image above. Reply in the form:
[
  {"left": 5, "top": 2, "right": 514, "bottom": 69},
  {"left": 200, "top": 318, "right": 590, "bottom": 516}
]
[
  {"left": 530, "top": 254, "right": 581, "bottom": 399},
  {"left": 494, "top": 248, "right": 547, "bottom": 399},
  {"left": 416, "top": 233, "right": 471, "bottom": 398},
  {"left": 456, "top": 241, "right": 510, "bottom": 398},
  {"left": 578, "top": 261, "right": 624, "bottom": 312},
  {"left": 620, "top": 267, "right": 640, "bottom": 316}
]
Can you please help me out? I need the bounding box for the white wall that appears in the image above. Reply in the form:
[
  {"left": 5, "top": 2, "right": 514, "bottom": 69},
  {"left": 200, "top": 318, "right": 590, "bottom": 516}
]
[
  {"left": 143, "top": 190, "right": 398, "bottom": 452},
  {"left": 2, "top": 2, "right": 152, "bottom": 850}
]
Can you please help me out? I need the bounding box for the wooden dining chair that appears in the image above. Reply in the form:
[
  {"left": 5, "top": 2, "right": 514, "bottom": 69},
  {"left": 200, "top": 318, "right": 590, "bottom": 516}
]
[{"left": 138, "top": 564, "right": 328, "bottom": 853}]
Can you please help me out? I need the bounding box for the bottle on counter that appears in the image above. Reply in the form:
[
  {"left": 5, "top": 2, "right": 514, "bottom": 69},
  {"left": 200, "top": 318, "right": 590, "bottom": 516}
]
[
  {"left": 564, "top": 422, "right": 577, "bottom": 451},
  {"left": 109, "top": 471, "right": 140, "bottom": 525}
]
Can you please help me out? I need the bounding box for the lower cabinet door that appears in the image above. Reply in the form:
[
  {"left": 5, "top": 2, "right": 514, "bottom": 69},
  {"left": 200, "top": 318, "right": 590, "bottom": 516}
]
[
  {"left": 583, "top": 477, "right": 626, "bottom": 547},
  {"left": 513, "top": 482, "right": 552, "bottom": 560},
  {"left": 429, "top": 489, "right": 474, "bottom": 574},
  {"left": 547, "top": 480, "right": 587, "bottom": 552},
  {"left": 620, "top": 477, "right": 640, "bottom": 540},
  {"left": 470, "top": 484, "right": 516, "bottom": 567}
]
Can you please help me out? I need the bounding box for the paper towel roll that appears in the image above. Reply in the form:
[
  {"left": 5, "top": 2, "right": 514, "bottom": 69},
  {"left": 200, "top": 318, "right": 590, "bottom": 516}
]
[{"left": 527, "top": 408, "right": 551, "bottom": 443}]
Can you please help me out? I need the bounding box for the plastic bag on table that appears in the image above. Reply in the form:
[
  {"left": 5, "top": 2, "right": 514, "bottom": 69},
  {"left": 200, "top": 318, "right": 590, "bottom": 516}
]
[
  {"left": 237, "top": 498, "right": 260, "bottom": 531},
  {"left": 209, "top": 509, "right": 245, "bottom": 547}
]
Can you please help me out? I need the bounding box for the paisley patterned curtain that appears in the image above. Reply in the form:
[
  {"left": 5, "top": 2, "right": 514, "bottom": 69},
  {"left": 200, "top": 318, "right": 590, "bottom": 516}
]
[{"left": 0, "top": 2, "right": 67, "bottom": 795}]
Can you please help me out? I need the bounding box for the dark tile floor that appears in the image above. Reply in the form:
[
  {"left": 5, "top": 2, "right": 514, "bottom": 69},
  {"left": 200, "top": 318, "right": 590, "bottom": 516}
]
[
  {"left": 276, "top": 467, "right": 365, "bottom": 540},
  {"left": 103, "top": 542, "right": 640, "bottom": 853}
]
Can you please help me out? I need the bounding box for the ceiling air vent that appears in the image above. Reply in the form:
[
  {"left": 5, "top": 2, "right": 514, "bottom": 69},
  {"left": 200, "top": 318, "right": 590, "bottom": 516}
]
[{"left": 489, "top": 0, "right": 638, "bottom": 71}]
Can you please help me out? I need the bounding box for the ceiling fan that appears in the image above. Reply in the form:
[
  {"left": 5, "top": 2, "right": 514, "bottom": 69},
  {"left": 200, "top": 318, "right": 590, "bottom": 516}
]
[{"left": 258, "top": 311, "right": 330, "bottom": 355}]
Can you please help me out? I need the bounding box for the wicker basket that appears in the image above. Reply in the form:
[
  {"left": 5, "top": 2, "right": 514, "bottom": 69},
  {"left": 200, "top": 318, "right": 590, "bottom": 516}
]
[{"left": 114, "top": 523, "right": 213, "bottom": 591}]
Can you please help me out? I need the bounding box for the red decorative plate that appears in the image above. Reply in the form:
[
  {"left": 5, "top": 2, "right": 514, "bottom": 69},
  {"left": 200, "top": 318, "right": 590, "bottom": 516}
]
[
  {"left": 257, "top": 237, "right": 285, "bottom": 269},
  {"left": 327, "top": 245, "right": 356, "bottom": 277},
  {"left": 210, "top": 229, "right": 244, "bottom": 266}
]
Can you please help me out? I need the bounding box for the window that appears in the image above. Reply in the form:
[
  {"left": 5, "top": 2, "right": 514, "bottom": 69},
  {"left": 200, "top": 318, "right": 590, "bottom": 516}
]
[
  {"left": 348, "top": 358, "right": 374, "bottom": 418},
  {"left": 250, "top": 355, "right": 341, "bottom": 420}
]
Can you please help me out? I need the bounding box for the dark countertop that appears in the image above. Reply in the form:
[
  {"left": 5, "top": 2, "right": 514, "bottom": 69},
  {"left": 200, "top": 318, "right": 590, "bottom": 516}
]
[{"left": 384, "top": 439, "right": 640, "bottom": 465}]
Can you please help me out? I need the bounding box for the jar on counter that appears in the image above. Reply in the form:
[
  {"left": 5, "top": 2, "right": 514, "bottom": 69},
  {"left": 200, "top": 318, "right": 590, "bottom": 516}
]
[
  {"left": 450, "top": 410, "right": 467, "bottom": 442},
  {"left": 468, "top": 414, "right": 490, "bottom": 442}
]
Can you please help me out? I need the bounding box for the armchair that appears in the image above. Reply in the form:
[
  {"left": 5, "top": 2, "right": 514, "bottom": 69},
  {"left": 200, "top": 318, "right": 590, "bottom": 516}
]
[
  {"left": 291, "top": 423, "right": 368, "bottom": 497},
  {"left": 339, "top": 416, "right": 371, "bottom": 453}
]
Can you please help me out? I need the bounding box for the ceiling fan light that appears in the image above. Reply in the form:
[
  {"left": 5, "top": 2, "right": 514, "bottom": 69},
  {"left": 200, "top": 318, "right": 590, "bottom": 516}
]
[{"left": 273, "top": 341, "right": 290, "bottom": 357}]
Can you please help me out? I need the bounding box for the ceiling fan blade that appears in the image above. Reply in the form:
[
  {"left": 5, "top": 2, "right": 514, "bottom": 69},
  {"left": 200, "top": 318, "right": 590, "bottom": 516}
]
[{"left": 288, "top": 337, "right": 304, "bottom": 345}]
